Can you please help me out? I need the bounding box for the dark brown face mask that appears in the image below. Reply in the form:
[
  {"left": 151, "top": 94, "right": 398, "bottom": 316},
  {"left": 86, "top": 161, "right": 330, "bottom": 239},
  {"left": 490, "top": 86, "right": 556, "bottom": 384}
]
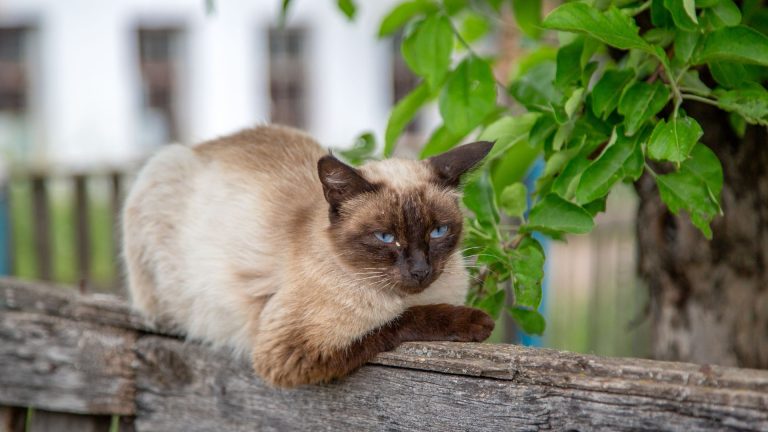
[{"left": 317, "top": 141, "right": 494, "bottom": 295}]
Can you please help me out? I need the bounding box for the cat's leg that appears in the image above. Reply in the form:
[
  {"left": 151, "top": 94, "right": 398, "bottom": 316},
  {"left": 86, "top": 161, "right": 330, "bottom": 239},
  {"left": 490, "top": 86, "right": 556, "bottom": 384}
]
[
  {"left": 252, "top": 303, "right": 493, "bottom": 387},
  {"left": 122, "top": 223, "right": 159, "bottom": 316}
]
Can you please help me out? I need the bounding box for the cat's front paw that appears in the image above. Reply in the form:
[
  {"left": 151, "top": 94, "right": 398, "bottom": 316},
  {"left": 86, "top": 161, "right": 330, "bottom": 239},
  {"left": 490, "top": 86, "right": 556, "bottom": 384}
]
[
  {"left": 401, "top": 304, "right": 495, "bottom": 343},
  {"left": 445, "top": 306, "right": 495, "bottom": 342}
]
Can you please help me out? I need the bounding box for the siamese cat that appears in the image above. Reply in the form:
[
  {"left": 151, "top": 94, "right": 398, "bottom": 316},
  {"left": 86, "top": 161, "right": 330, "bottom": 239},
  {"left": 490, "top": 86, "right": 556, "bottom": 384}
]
[{"left": 122, "top": 125, "right": 494, "bottom": 387}]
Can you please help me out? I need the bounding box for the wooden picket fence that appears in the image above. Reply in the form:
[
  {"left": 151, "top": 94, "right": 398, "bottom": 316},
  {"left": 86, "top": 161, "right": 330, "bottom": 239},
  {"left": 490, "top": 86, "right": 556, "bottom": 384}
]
[
  {"left": 1, "top": 277, "right": 767, "bottom": 432},
  {"left": 2, "top": 170, "right": 129, "bottom": 293}
]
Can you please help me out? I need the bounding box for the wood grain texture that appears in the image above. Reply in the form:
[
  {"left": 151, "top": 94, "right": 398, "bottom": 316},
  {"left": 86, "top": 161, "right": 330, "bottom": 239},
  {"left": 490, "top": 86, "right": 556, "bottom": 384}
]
[
  {"left": 0, "top": 277, "right": 176, "bottom": 335},
  {"left": 135, "top": 336, "right": 768, "bottom": 432},
  {"left": 0, "top": 311, "right": 136, "bottom": 415},
  {"left": 2, "top": 278, "right": 768, "bottom": 431}
]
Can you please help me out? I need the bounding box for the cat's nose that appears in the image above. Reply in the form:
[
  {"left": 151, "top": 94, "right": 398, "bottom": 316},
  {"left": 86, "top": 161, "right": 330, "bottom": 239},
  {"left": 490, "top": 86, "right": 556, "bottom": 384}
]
[{"left": 410, "top": 268, "right": 431, "bottom": 283}]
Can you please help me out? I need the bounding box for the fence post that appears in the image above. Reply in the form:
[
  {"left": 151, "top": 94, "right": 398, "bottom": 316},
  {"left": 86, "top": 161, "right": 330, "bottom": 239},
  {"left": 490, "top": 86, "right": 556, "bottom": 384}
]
[
  {"left": 73, "top": 175, "right": 90, "bottom": 290},
  {"left": 30, "top": 175, "right": 51, "bottom": 281},
  {"left": 109, "top": 171, "right": 123, "bottom": 293}
]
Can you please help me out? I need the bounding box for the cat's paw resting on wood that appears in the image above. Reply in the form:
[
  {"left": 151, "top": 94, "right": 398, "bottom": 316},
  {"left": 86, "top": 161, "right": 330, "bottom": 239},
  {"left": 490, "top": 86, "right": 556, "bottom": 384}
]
[{"left": 122, "top": 125, "right": 494, "bottom": 387}]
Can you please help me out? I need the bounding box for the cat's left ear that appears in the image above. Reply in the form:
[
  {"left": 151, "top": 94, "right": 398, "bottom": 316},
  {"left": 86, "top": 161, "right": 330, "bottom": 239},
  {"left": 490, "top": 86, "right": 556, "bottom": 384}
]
[
  {"left": 427, "top": 141, "right": 494, "bottom": 188},
  {"left": 318, "top": 154, "right": 377, "bottom": 212}
]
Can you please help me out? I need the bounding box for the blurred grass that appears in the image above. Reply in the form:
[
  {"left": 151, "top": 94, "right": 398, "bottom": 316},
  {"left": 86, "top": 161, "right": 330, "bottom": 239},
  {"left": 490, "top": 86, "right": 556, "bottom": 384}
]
[{"left": 10, "top": 175, "right": 117, "bottom": 290}]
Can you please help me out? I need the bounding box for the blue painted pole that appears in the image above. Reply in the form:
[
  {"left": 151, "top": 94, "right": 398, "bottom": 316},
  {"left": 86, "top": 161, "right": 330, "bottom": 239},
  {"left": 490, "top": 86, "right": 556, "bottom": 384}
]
[{"left": 518, "top": 159, "right": 548, "bottom": 348}]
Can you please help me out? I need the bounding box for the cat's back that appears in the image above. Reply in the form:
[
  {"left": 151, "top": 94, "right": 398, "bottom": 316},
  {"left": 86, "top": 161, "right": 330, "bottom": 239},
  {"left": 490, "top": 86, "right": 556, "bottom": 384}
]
[{"left": 195, "top": 125, "right": 327, "bottom": 187}]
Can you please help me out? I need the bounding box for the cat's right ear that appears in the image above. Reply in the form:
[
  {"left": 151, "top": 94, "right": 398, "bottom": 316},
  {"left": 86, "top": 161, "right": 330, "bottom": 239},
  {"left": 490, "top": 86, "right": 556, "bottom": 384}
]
[{"left": 317, "top": 155, "right": 377, "bottom": 214}]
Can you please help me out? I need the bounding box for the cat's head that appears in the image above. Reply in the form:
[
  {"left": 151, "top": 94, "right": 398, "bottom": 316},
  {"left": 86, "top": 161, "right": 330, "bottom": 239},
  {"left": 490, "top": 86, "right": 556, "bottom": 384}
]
[{"left": 317, "top": 141, "right": 493, "bottom": 295}]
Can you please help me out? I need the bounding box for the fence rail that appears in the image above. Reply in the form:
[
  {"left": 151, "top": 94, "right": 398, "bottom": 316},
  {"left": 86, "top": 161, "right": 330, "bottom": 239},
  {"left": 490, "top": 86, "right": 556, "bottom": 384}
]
[{"left": 1, "top": 278, "right": 767, "bottom": 431}]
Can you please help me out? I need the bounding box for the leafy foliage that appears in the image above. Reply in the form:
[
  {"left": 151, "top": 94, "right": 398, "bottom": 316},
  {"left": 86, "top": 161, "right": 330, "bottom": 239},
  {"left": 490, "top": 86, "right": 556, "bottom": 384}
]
[{"left": 322, "top": 0, "right": 768, "bottom": 334}]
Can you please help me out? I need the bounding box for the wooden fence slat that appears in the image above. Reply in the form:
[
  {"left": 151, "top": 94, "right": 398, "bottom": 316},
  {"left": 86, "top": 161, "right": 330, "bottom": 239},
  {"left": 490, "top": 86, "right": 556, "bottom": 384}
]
[
  {"left": 73, "top": 175, "right": 90, "bottom": 290},
  {"left": 28, "top": 410, "right": 110, "bottom": 432},
  {"left": 30, "top": 176, "right": 51, "bottom": 281},
  {"left": 0, "top": 406, "right": 25, "bottom": 432},
  {"left": 0, "top": 311, "right": 136, "bottom": 415},
  {"left": 109, "top": 172, "right": 123, "bottom": 293}
]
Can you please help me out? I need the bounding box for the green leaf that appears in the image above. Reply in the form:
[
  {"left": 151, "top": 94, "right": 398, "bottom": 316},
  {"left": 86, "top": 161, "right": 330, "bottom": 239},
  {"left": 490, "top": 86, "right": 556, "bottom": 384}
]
[
  {"left": 564, "top": 88, "right": 585, "bottom": 119},
  {"left": 512, "top": 0, "right": 542, "bottom": 39},
  {"left": 419, "top": 125, "right": 464, "bottom": 158},
  {"left": 378, "top": 0, "right": 438, "bottom": 37},
  {"left": 542, "top": 3, "right": 653, "bottom": 53},
  {"left": 384, "top": 82, "right": 432, "bottom": 157},
  {"left": 651, "top": 0, "right": 674, "bottom": 28},
  {"left": 279, "top": 0, "right": 293, "bottom": 27},
  {"left": 509, "top": 61, "right": 561, "bottom": 111},
  {"left": 648, "top": 114, "right": 703, "bottom": 163},
  {"left": 337, "top": 131, "right": 377, "bottom": 165},
  {"left": 509, "top": 237, "right": 545, "bottom": 309},
  {"left": 509, "top": 307, "right": 546, "bottom": 335},
  {"left": 555, "top": 38, "right": 584, "bottom": 90},
  {"left": 459, "top": 12, "right": 490, "bottom": 44},
  {"left": 337, "top": 0, "right": 356, "bottom": 20},
  {"left": 695, "top": 26, "right": 768, "bottom": 66},
  {"left": 583, "top": 196, "right": 608, "bottom": 216},
  {"left": 591, "top": 69, "right": 634, "bottom": 119},
  {"left": 714, "top": 83, "right": 768, "bottom": 126},
  {"left": 476, "top": 281, "right": 505, "bottom": 320},
  {"left": 463, "top": 170, "right": 499, "bottom": 228},
  {"left": 656, "top": 144, "right": 723, "bottom": 239},
  {"left": 439, "top": 57, "right": 497, "bottom": 135},
  {"left": 674, "top": 30, "right": 699, "bottom": 63},
  {"left": 402, "top": 14, "right": 453, "bottom": 87},
  {"left": 528, "top": 114, "right": 557, "bottom": 150},
  {"left": 618, "top": 81, "right": 670, "bottom": 136},
  {"left": 479, "top": 114, "right": 539, "bottom": 161},
  {"left": 679, "top": 70, "right": 712, "bottom": 96},
  {"left": 526, "top": 194, "right": 595, "bottom": 235},
  {"left": 551, "top": 152, "right": 589, "bottom": 199},
  {"left": 490, "top": 140, "right": 542, "bottom": 197},
  {"left": 575, "top": 131, "right": 644, "bottom": 204},
  {"left": 663, "top": 0, "right": 698, "bottom": 31},
  {"left": 704, "top": 0, "right": 742, "bottom": 28},
  {"left": 500, "top": 183, "right": 528, "bottom": 218}
]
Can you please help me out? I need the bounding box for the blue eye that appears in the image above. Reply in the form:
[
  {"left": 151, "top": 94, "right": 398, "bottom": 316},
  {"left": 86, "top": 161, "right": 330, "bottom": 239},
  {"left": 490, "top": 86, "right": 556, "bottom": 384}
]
[
  {"left": 430, "top": 225, "right": 449, "bottom": 239},
  {"left": 374, "top": 232, "right": 395, "bottom": 243}
]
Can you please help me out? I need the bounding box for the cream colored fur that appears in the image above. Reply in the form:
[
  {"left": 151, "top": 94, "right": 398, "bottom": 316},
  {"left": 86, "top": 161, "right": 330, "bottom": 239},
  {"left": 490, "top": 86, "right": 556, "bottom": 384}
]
[{"left": 122, "top": 125, "right": 469, "bottom": 366}]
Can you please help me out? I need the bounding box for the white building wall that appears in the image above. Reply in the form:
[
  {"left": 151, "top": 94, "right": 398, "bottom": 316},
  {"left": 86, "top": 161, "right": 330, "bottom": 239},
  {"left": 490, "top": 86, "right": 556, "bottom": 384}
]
[{"left": 0, "top": 0, "right": 410, "bottom": 170}]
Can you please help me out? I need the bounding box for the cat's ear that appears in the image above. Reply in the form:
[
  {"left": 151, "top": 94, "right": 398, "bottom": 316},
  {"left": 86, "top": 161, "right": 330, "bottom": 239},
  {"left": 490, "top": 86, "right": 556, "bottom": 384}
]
[
  {"left": 318, "top": 155, "right": 377, "bottom": 210},
  {"left": 427, "top": 141, "right": 494, "bottom": 188}
]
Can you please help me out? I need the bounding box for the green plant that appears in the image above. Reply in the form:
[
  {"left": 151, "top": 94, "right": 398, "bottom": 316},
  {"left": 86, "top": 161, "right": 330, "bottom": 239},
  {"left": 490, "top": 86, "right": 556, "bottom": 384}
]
[{"left": 288, "top": 0, "right": 768, "bottom": 336}]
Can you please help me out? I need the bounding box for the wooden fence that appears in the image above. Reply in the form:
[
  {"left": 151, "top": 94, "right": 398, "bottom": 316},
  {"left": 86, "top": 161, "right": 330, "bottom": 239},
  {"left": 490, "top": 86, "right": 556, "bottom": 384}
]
[
  {"left": 1, "top": 278, "right": 767, "bottom": 431},
  {"left": 3, "top": 171, "right": 128, "bottom": 293}
]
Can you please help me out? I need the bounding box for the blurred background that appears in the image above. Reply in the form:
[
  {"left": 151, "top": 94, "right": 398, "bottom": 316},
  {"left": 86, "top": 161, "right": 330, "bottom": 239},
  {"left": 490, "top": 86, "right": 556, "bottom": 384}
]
[{"left": 0, "top": 0, "right": 648, "bottom": 358}]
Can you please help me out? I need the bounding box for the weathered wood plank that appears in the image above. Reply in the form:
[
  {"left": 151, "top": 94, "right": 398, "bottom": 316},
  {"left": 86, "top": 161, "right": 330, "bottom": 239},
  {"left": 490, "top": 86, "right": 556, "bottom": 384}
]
[
  {"left": 0, "top": 277, "right": 174, "bottom": 334},
  {"left": 374, "top": 342, "right": 768, "bottom": 411},
  {"left": 0, "top": 311, "right": 136, "bottom": 415},
  {"left": 134, "top": 336, "right": 768, "bottom": 432},
  {"left": 28, "top": 410, "right": 110, "bottom": 432},
  {"left": 2, "top": 278, "right": 768, "bottom": 430}
]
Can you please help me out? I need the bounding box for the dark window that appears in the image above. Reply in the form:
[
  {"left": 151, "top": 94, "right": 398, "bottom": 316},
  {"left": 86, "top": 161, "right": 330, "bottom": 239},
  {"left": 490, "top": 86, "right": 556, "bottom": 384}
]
[
  {"left": 137, "top": 28, "right": 181, "bottom": 144},
  {"left": 0, "top": 27, "right": 29, "bottom": 113},
  {"left": 391, "top": 32, "right": 420, "bottom": 133},
  {"left": 268, "top": 27, "right": 306, "bottom": 128}
]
